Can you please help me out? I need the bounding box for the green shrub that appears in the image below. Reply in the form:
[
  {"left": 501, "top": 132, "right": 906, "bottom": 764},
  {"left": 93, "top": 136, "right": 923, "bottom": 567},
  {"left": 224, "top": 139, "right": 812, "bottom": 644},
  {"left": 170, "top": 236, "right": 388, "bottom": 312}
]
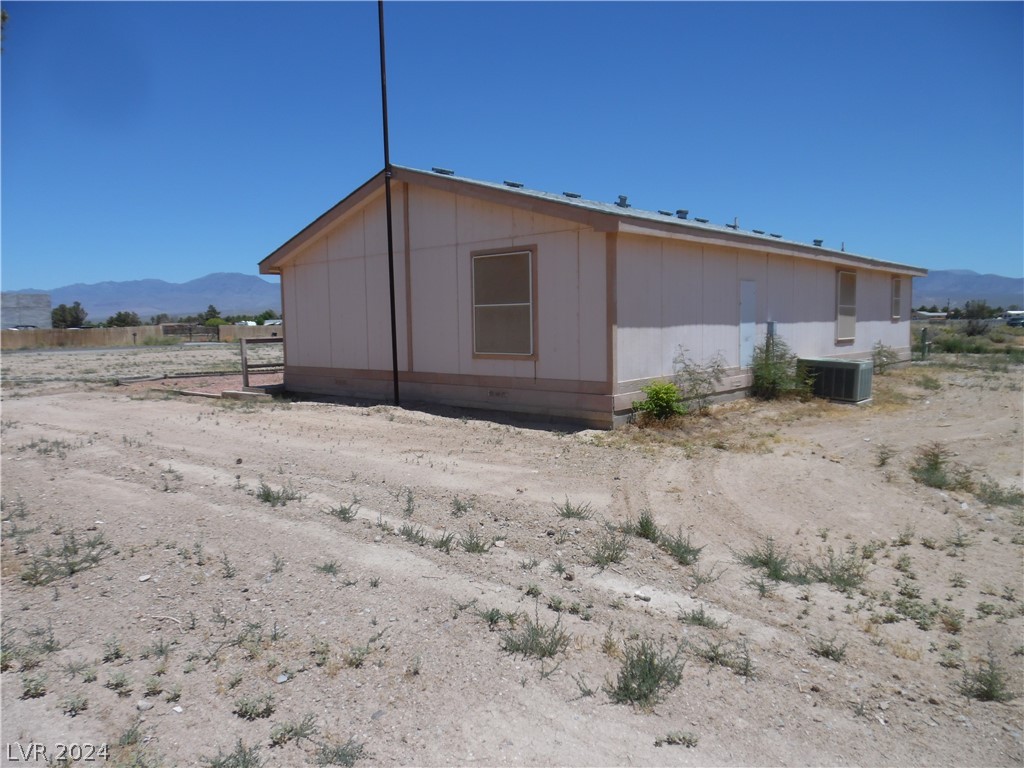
[
  {"left": 909, "top": 443, "right": 973, "bottom": 492},
  {"left": 749, "top": 335, "right": 804, "bottom": 400},
  {"left": 958, "top": 648, "right": 1016, "bottom": 702},
  {"left": 632, "top": 381, "right": 685, "bottom": 422},
  {"left": 500, "top": 614, "right": 569, "bottom": 660},
  {"left": 660, "top": 529, "right": 703, "bottom": 566},
  {"left": 606, "top": 636, "right": 684, "bottom": 708}
]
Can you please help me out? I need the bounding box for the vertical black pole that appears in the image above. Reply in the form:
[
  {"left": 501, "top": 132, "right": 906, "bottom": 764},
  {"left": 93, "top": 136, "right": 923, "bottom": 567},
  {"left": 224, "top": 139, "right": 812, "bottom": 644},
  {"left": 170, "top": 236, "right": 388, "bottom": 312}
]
[{"left": 378, "top": 0, "right": 400, "bottom": 406}]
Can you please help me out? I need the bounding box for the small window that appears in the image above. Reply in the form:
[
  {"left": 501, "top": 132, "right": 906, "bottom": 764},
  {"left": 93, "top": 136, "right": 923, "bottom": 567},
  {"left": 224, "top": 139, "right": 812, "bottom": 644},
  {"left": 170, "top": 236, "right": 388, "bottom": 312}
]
[
  {"left": 472, "top": 250, "right": 534, "bottom": 356},
  {"left": 891, "top": 277, "right": 902, "bottom": 320},
  {"left": 836, "top": 270, "right": 857, "bottom": 341}
]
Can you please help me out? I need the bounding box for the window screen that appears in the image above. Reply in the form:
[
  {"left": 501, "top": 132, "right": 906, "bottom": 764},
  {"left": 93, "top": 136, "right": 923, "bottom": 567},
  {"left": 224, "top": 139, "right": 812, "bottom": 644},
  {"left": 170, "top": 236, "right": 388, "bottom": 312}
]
[
  {"left": 472, "top": 251, "right": 533, "bottom": 355},
  {"left": 836, "top": 271, "right": 857, "bottom": 341}
]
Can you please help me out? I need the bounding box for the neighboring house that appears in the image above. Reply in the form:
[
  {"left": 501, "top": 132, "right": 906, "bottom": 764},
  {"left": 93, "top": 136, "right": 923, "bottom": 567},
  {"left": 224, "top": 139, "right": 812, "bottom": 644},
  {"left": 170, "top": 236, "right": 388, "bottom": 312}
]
[
  {"left": 1, "top": 292, "right": 53, "bottom": 329},
  {"left": 259, "top": 166, "right": 926, "bottom": 428}
]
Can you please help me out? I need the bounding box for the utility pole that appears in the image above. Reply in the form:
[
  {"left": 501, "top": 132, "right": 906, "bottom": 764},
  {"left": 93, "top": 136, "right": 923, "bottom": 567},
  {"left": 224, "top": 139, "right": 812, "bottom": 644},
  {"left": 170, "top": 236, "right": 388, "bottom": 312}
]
[{"left": 378, "top": 0, "right": 400, "bottom": 406}]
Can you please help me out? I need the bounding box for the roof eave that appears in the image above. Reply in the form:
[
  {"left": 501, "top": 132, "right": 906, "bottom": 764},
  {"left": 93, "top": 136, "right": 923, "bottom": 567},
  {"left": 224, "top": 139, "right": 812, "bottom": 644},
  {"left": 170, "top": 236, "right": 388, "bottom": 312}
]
[{"left": 259, "top": 168, "right": 386, "bottom": 274}]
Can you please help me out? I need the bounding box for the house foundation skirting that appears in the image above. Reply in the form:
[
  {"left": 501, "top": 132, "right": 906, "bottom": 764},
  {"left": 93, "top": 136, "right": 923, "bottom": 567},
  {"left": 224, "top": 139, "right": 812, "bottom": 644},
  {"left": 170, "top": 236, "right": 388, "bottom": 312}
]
[{"left": 283, "top": 366, "right": 615, "bottom": 428}]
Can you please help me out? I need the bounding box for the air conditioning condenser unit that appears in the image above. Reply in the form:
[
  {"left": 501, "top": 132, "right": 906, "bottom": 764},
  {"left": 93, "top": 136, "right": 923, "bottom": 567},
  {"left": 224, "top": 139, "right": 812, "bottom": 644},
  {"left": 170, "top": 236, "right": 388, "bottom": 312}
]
[{"left": 798, "top": 357, "right": 872, "bottom": 403}]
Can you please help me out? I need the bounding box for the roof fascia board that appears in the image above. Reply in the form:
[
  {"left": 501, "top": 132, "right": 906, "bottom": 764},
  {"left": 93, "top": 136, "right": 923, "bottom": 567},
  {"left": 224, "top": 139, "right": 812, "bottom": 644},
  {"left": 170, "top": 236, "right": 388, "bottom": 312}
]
[
  {"left": 616, "top": 221, "right": 927, "bottom": 276},
  {"left": 259, "top": 169, "right": 386, "bottom": 274}
]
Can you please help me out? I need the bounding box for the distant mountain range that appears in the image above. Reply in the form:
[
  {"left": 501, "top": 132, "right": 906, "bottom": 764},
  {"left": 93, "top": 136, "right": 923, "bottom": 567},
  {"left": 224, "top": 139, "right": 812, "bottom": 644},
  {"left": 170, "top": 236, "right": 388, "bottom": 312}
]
[
  {"left": 912, "top": 270, "right": 1023, "bottom": 310},
  {"left": 9, "top": 273, "right": 281, "bottom": 320},
  {"left": 4, "top": 268, "right": 1021, "bottom": 322}
]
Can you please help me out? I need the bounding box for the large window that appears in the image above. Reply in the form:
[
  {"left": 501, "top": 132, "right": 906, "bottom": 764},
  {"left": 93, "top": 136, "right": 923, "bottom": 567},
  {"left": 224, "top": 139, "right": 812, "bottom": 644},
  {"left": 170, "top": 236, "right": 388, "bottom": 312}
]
[
  {"left": 836, "top": 270, "right": 857, "bottom": 342},
  {"left": 472, "top": 249, "right": 535, "bottom": 356},
  {"left": 891, "top": 277, "right": 902, "bottom": 320}
]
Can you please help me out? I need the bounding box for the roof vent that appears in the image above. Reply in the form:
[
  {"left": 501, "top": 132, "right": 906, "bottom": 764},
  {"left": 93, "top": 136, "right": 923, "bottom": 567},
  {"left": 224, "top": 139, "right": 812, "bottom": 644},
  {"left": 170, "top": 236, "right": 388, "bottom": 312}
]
[
  {"left": 676, "top": 209, "right": 688, "bottom": 219},
  {"left": 658, "top": 210, "right": 673, "bottom": 216},
  {"left": 770, "top": 233, "right": 782, "bottom": 238},
  {"left": 726, "top": 222, "right": 738, "bottom": 230},
  {"left": 753, "top": 229, "right": 765, "bottom": 234},
  {"left": 563, "top": 192, "right": 581, "bottom": 199},
  {"left": 694, "top": 217, "right": 709, "bottom": 223},
  {"left": 431, "top": 167, "right": 454, "bottom": 176},
  {"left": 813, "top": 239, "right": 824, "bottom": 247},
  {"left": 615, "top": 195, "right": 630, "bottom": 208},
  {"left": 503, "top": 180, "right": 523, "bottom": 188}
]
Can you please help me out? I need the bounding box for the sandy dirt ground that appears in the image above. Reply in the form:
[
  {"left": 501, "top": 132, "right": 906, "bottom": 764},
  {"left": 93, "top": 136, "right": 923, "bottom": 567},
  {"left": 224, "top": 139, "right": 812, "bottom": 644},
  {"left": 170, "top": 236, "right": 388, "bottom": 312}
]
[{"left": 1, "top": 344, "right": 1022, "bottom": 767}]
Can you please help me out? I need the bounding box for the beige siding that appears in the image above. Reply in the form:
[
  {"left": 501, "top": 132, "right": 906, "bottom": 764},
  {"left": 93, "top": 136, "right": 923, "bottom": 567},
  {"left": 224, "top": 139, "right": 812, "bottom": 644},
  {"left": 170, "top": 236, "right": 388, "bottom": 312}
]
[
  {"left": 615, "top": 235, "right": 915, "bottom": 388},
  {"left": 578, "top": 230, "right": 609, "bottom": 382}
]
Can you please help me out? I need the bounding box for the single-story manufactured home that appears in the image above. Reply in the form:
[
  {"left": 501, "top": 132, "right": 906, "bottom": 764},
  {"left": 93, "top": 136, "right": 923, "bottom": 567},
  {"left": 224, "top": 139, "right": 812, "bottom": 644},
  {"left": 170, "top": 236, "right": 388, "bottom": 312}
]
[{"left": 259, "top": 165, "right": 927, "bottom": 428}]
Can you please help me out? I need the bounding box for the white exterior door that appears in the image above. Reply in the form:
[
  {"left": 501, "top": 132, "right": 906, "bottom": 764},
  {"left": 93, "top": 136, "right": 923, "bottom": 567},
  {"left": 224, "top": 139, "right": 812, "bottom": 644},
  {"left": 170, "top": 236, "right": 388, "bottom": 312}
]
[{"left": 740, "top": 280, "right": 757, "bottom": 368}]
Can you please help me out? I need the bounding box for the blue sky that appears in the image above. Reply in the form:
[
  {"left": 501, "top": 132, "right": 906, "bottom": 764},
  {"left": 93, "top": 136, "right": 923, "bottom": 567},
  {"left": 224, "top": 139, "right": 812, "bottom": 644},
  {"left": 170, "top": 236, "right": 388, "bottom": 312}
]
[{"left": 2, "top": 1, "right": 1021, "bottom": 291}]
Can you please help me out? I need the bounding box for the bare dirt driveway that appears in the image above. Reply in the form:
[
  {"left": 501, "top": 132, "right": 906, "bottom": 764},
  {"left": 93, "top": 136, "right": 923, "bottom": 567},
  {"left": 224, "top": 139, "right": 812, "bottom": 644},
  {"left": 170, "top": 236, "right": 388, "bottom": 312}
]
[{"left": 1, "top": 344, "right": 1022, "bottom": 767}]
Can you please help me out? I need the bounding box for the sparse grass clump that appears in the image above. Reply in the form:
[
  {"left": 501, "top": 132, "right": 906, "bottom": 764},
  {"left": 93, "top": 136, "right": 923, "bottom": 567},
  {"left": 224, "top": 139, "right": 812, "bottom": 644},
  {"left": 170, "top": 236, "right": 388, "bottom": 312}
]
[
  {"left": 554, "top": 498, "right": 592, "bottom": 520},
  {"left": 810, "top": 635, "right": 848, "bottom": 663},
  {"left": 606, "top": 636, "right": 684, "bottom": 708},
  {"left": 314, "top": 739, "right": 366, "bottom": 767},
  {"left": 975, "top": 478, "right": 1024, "bottom": 510},
  {"left": 737, "top": 536, "right": 800, "bottom": 582},
  {"left": 624, "top": 509, "right": 660, "bottom": 543},
  {"left": 21, "top": 674, "right": 47, "bottom": 699},
  {"left": 460, "top": 528, "right": 490, "bottom": 554},
  {"left": 431, "top": 530, "right": 456, "bottom": 553},
  {"left": 61, "top": 694, "right": 88, "bottom": 716},
  {"left": 233, "top": 693, "right": 275, "bottom": 720},
  {"left": 660, "top": 529, "right": 703, "bottom": 565},
  {"left": 314, "top": 560, "right": 340, "bottom": 576},
  {"left": 255, "top": 482, "right": 303, "bottom": 507},
  {"left": 589, "top": 532, "right": 628, "bottom": 568},
  {"left": 398, "top": 523, "right": 427, "bottom": 546},
  {"left": 19, "top": 531, "right": 113, "bottom": 586},
  {"left": 202, "top": 739, "right": 266, "bottom": 768},
  {"left": 500, "top": 614, "right": 570, "bottom": 660},
  {"left": 325, "top": 498, "right": 360, "bottom": 522},
  {"left": 678, "top": 603, "right": 722, "bottom": 629},
  {"left": 269, "top": 714, "right": 319, "bottom": 748}
]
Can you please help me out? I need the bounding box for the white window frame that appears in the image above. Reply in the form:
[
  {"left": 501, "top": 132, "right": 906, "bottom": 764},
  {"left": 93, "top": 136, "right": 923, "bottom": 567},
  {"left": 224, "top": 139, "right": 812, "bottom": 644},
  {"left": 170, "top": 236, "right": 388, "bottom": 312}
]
[
  {"left": 836, "top": 270, "right": 857, "bottom": 342},
  {"left": 471, "top": 248, "right": 537, "bottom": 358},
  {"left": 891, "top": 276, "right": 902, "bottom": 320}
]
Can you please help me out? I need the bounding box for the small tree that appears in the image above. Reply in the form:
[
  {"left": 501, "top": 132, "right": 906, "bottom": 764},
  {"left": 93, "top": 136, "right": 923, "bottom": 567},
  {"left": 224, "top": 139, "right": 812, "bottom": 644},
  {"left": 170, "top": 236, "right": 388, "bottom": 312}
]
[
  {"left": 51, "top": 301, "right": 88, "bottom": 329},
  {"left": 106, "top": 311, "right": 141, "bottom": 327},
  {"left": 201, "top": 304, "right": 221, "bottom": 323},
  {"left": 255, "top": 309, "right": 279, "bottom": 325}
]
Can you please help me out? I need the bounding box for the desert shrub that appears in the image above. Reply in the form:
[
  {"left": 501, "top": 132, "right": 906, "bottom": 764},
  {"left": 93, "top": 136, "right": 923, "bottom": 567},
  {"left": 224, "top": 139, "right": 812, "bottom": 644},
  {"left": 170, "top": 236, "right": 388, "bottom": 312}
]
[
  {"left": 749, "top": 335, "right": 804, "bottom": 400},
  {"left": 672, "top": 349, "right": 726, "bottom": 414},
  {"left": 974, "top": 478, "right": 1024, "bottom": 510},
  {"left": 589, "top": 532, "right": 628, "bottom": 568},
  {"left": 632, "top": 381, "right": 685, "bottom": 422},
  {"left": 500, "top": 614, "right": 569, "bottom": 660},
  {"left": 958, "top": 648, "right": 1016, "bottom": 702},
  {"left": 660, "top": 529, "right": 704, "bottom": 566},
  {"left": 737, "top": 536, "right": 802, "bottom": 582},
  {"left": 606, "top": 636, "right": 684, "bottom": 708},
  {"left": 909, "top": 442, "right": 973, "bottom": 492},
  {"left": 872, "top": 341, "right": 901, "bottom": 374},
  {"left": 623, "top": 509, "right": 660, "bottom": 543}
]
